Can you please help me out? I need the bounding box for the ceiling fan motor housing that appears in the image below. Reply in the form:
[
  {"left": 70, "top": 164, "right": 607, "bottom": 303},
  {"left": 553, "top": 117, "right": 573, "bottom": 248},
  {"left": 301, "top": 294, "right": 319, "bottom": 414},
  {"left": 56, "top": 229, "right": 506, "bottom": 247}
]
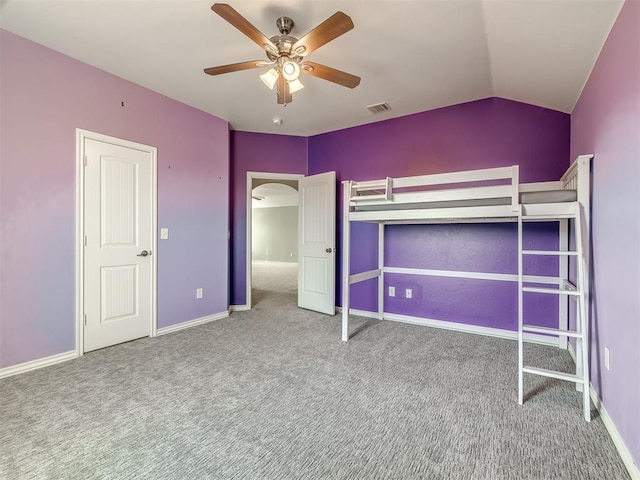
[
  {"left": 265, "top": 16, "right": 305, "bottom": 62},
  {"left": 276, "top": 16, "right": 294, "bottom": 35},
  {"left": 267, "top": 35, "right": 300, "bottom": 61}
]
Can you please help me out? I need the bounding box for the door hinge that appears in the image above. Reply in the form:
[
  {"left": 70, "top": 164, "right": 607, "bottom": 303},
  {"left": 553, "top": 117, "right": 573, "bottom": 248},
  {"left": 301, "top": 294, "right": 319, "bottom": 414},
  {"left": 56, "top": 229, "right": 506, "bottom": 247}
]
[
  {"left": 83, "top": 314, "right": 87, "bottom": 325},
  {"left": 83, "top": 155, "right": 87, "bottom": 167},
  {"left": 84, "top": 235, "right": 87, "bottom": 246}
]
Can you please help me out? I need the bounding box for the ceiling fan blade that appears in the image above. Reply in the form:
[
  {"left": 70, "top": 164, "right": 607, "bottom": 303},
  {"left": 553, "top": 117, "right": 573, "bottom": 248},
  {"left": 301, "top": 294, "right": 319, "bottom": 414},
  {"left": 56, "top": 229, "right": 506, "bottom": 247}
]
[
  {"left": 292, "top": 12, "right": 354, "bottom": 57},
  {"left": 212, "top": 3, "right": 277, "bottom": 53},
  {"left": 204, "top": 60, "right": 267, "bottom": 76},
  {"left": 301, "top": 62, "right": 361, "bottom": 89},
  {"left": 277, "top": 75, "right": 292, "bottom": 105}
]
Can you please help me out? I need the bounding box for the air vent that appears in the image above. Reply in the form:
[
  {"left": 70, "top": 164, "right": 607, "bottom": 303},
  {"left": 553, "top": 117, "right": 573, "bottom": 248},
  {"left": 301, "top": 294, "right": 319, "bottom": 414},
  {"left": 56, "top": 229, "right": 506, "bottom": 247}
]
[{"left": 366, "top": 102, "right": 392, "bottom": 114}]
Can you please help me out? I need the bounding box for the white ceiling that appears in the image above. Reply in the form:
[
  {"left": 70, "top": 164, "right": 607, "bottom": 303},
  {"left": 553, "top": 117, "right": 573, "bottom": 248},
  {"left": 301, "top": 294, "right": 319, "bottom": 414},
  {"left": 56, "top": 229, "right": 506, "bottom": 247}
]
[{"left": 0, "top": 0, "right": 624, "bottom": 136}]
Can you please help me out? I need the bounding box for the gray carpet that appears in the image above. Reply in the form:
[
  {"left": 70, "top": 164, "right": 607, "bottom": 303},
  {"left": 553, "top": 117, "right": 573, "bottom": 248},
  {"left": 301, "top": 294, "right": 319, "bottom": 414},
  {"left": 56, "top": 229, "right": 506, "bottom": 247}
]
[{"left": 0, "top": 262, "right": 630, "bottom": 479}]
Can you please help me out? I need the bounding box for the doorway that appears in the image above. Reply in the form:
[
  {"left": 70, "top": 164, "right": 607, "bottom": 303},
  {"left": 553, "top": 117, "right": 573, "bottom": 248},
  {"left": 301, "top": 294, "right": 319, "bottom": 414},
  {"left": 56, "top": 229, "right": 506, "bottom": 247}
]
[
  {"left": 247, "top": 173, "right": 302, "bottom": 307},
  {"left": 76, "top": 129, "right": 157, "bottom": 354},
  {"left": 245, "top": 171, "right": 337, "bottom": 314}
]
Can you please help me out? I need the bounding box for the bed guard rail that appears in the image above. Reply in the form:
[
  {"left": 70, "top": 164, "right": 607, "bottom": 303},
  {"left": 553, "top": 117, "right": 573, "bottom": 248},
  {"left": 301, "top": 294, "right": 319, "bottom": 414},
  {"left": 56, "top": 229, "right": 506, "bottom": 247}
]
[{"left": 345, "top": 165, "right": 520, "bottom": 212}]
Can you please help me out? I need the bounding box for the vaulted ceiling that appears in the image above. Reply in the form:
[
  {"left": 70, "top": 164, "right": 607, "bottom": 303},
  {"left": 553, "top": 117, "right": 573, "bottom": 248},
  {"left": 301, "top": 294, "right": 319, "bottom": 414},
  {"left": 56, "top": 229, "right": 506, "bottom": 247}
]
[{"left": 0, "top": 0, "right": 624, "bottom": 136}]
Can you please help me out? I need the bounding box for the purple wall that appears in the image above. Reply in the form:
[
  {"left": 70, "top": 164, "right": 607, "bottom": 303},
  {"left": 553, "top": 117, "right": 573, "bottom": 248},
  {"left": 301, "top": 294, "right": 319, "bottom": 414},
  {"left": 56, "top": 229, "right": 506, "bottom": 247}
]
[
  {"left": 230, "top": 131, "right": 307, "bottom": 306},
  {"left": 570, "top": 0, "right": 640, "bottom": 466},
  {"left": 0, "top": 30, "right": 230, "bottom": 368},
  {"left": 308, "top": 98, "right": 570, "bottom": 330}
]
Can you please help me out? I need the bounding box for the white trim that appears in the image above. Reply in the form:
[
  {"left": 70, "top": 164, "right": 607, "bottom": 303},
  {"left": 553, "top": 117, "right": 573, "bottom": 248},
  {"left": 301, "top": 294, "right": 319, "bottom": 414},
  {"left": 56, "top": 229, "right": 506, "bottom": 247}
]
[
  {"left": 589, "top": 387, "right": 640, "bottom": 480},
  {"left": 229, "top": 304, "right": 251, "bottom": 312},
  {"left": 347, "top": 309, "right": 558, "bottom": 346},
  {"left": 0, "top": 351, "right": 78, "bottom": 379},
  {"left": 76, "top": 129, "right": 158, "bottom": 356},
  {"left": 245, "top": 171, "right": 304, "bottom": 310},
  {"left": 156, "top": 311, "right": 229, "bottom": 336},
  {"left": 347, "top": 308, "right": 379, "bottom": 319},
  {"left": 567, "top": 343, "right": 639, "bottom": 479}
]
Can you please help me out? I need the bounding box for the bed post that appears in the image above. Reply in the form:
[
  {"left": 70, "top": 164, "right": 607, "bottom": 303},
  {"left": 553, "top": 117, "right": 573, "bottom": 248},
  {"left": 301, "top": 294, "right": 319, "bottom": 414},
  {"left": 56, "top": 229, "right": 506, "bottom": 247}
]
[
  {"left": 558, "top": 219, "right": 569, "bottom": 350},
  {"left": 576, "top": 155, "right": 592, "bottom": 363},
  {"left": 511, "top": 165, "right": 520, "bottom": 212},
  {"left": 378, "top": 224, "right": 385, "bottom": 320},
  {"left": 342, "top": 181, "right": 351, "bottom": 341}
]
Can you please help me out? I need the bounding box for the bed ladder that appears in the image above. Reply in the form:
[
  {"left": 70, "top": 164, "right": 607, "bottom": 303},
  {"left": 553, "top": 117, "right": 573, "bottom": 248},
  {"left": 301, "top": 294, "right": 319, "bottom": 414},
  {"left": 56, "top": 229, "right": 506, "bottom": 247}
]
[{"left": 517, "top": 202, "right": 591, "bottom": 421}]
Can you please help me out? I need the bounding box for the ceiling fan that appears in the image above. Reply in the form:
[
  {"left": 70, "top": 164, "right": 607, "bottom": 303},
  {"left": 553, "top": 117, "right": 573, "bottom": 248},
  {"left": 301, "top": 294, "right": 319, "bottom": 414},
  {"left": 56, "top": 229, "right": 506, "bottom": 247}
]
[{"left": 204, "top": 3, "right": 361, "bottom": 105}]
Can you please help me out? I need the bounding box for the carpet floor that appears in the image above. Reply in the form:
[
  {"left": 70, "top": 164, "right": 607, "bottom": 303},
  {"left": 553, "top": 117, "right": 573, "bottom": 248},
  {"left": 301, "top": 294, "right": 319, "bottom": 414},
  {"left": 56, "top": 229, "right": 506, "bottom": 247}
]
[{"left": 0, "top": 262, "right": 630, "bottom": 479}]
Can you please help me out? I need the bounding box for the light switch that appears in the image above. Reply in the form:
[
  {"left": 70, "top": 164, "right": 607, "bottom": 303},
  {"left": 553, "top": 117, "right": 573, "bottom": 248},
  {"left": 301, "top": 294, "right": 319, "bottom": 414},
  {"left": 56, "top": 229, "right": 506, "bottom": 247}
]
[{"left": 161, "top": 228, "right": 169, "bottom": 240}]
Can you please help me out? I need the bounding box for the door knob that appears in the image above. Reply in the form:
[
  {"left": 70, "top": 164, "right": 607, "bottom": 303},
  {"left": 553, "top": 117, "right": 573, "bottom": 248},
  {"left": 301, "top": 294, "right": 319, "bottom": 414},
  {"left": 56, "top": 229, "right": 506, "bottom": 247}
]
[
  {"left": 137, "top": 250, "right": 150, "bottom": 257},
  {"left": 325, "top": 248, "right": 334, "bottom": 253}
]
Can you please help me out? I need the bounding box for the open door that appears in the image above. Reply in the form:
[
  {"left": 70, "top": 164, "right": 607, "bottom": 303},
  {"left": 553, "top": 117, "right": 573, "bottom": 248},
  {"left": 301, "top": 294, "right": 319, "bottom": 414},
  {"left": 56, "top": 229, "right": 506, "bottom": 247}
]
[{"left": 298, "top": 171, "right": 336, "bottom": 314}]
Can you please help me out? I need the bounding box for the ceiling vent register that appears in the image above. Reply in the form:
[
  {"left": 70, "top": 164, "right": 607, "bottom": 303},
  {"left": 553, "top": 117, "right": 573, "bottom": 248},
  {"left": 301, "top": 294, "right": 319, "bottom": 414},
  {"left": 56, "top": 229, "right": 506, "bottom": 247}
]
[{"left": 366, "top": 102, "right": 392, "bottom": 114}]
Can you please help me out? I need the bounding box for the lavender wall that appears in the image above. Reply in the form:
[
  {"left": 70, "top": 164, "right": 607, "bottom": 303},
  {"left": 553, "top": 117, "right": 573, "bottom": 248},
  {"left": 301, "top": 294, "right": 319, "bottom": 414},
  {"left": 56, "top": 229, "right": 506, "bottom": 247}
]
[
  {"left": 570, "top": 0, "right": 639, "bottom": 466},
  {"left": 308, "top": 98, "right": 571, "bottom": 330},
  {"left": 0, "top": 30, "right": 230, "bottom": 368},
  {"left": 230, "top": 131, "right": 307, "bottom": 306}
]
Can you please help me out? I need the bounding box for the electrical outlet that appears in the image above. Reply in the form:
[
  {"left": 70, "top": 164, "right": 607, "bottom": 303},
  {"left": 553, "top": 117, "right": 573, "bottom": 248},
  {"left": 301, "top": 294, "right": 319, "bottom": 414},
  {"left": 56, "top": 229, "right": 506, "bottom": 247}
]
[
  {"left": 405, "top": 288, "right": 412, "bottom": 299},
  {"left": 160, "top": 228, "right": 169, "bottom": 240},
  {"left": 604, "top": 346, "right": 610, "bottom": 370},
  {"left": 389, "top": 286, "right": 395, "bottom": 297},
  {"left": 196, "top": 288, "right": 203, "bottom": 299}
]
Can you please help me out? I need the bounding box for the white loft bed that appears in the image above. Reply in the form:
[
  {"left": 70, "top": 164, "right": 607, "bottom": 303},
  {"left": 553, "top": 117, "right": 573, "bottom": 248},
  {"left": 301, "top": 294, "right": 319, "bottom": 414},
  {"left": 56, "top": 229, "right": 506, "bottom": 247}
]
[
  {"left": 342, "top": 156, "right": 595, "bottom": 418},
  {"left": 341, "top": 154, "right": 592, "bottom": 341}
]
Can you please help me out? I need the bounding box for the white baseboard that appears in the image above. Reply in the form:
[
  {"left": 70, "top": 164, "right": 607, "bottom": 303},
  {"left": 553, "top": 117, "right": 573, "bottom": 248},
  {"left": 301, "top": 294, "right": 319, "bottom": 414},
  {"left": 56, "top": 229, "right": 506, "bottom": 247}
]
[
  {"left": 347, "top": 309, "right": 559, "bottom": 347},
  {"left": 590, "top": 386, "right": 640, "bottom": 479},
  {"left": 347, "top": 308, "right": 380, "bottom": 319},
  {"left": 567, "top": 344, "right": 639, "bottom": 479},
  {"left": 230, "top": 304, "right": 250, "bottom": 312},
  {"left": 156, "top": 311, "right": 229, "bottom": 336},
  {"left": 0, "top": 350, "right": 78, "bottom": 379},
  {"left": 0, "top": 312, "right": 230, "bottom": 378}
]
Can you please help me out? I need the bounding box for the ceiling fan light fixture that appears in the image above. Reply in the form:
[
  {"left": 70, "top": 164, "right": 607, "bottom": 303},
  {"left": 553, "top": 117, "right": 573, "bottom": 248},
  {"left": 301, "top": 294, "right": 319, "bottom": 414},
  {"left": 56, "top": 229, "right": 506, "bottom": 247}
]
[
  {"left": 260, "top": 68, "right": 279, "bottom": 90},
  {"left": 287, "top": 78, "right": 304, "bottom": 94},
  {"left": 207, "top": 6, "right": 360, "bottom": 106},
  {"left": 282, "top": 60, "right": 300, "bottom": 81}
]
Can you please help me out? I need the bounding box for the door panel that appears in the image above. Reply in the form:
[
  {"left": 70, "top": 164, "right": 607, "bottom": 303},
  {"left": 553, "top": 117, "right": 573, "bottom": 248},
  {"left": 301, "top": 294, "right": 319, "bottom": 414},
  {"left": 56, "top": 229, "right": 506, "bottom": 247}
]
[
  {"left": 101, "top": 265, "right": 137, "bottom": 322},
  {"left": 298, "top": 171, "right": 336, "bottom": 314},
  {"left": 84, "top": 138, "right": 152, "bottom": 352}
]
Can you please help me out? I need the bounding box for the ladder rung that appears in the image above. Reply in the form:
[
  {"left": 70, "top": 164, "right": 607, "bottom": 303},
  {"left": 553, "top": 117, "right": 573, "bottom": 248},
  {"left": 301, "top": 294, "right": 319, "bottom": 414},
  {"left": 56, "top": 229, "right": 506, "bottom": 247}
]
[
  {"left": 522, "top": 325, "right": 584, "bottom": 338},
  {"left": 522, "top": 250, "right": 580, "bottom": 256},
  {"left": 522, "top": 286, "right": 581, "bottom": 296},
  {"left": 522, "top": 367, "right": 582, "bottom": 383}
]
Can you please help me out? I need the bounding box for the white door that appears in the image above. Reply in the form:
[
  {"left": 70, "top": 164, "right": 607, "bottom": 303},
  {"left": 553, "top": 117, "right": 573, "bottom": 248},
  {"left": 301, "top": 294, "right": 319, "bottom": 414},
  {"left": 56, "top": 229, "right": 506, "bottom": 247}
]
[
  {"left": 84, "top": 138, "right": 153, "bottom": 352},
  {"left": 298, "top": 171, "right": 336, "bottom": 314}
]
